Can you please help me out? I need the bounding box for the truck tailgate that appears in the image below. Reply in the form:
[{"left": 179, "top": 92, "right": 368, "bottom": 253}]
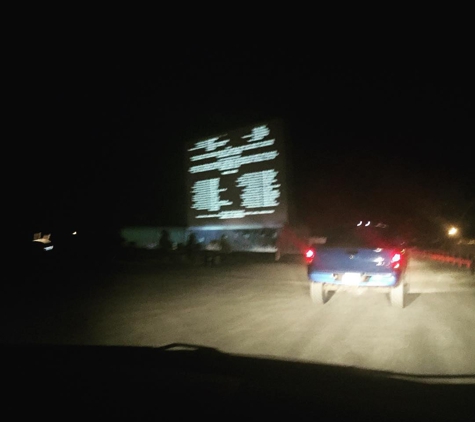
[{"left": 312, "top": 247, "right": 395, "bottom": 273}]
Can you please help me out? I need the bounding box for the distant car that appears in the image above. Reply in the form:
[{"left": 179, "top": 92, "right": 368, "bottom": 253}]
[
  {"left": 28, "top": 235, "right": 54, "bottom": 261},
  {"left": 306, "top": 223, "right": 409, "bottom": 308}
]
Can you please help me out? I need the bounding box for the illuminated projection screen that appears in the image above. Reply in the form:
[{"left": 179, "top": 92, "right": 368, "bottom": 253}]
[{"left": 185, "top": 120, "right": 288, "bottom": 229}]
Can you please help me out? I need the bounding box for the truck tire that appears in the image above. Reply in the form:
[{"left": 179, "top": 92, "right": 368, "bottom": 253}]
[
  {"left": 310, "top": 282, "right": 327, "bottom": 304},
  {"left": 390, "top": 281, "right": 405, "bottom": 308}
]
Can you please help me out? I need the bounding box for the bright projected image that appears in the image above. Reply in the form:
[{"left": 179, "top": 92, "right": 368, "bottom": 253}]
[{"left": 186, "top": 120, "right": 288, "bottom": 228}]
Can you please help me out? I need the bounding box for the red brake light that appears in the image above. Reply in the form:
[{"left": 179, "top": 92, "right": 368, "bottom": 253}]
[
  {"left": 391, "top": 252, "right": 402, "bottom": 269},
  {"left": 305, "top": 248, "right": 315, "bottom": 264}
]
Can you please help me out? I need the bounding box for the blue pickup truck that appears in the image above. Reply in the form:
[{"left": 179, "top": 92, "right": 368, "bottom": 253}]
[{"left": 306, "top": 222, "right": 409, "bottom": 308}]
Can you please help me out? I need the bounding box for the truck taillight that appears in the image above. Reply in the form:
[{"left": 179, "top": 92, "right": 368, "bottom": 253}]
[
  {"left": 305, "top": 248, "right": 315, "bottom": 264},
  {"left": 391, "top": 252, "right": 402, "bottom": 269}
]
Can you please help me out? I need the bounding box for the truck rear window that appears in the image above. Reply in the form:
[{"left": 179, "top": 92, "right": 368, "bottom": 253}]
[{"left": 317, "top": 227, "right": 403, "bottom": 249}]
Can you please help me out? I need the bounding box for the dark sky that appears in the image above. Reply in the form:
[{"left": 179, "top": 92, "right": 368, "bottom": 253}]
[{"left": 18, "top": 40, "right": 474, "bottom": 239}]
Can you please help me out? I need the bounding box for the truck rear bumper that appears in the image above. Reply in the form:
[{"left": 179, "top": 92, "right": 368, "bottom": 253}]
[{"left": 308, "top": 271, "right": 399, "bottom": 287}]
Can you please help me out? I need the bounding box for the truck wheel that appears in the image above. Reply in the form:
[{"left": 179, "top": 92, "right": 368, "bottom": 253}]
[
  {"left": 390, "top": 281, "right": 405, "bottom": 308},
  {"left": 310, "top": 282, "right": 327, "bottom": 304}
]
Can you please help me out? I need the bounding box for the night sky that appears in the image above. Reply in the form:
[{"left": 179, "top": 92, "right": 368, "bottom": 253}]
[{"left": 18, "top": 40, "right": 474, "bottom": 241}]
